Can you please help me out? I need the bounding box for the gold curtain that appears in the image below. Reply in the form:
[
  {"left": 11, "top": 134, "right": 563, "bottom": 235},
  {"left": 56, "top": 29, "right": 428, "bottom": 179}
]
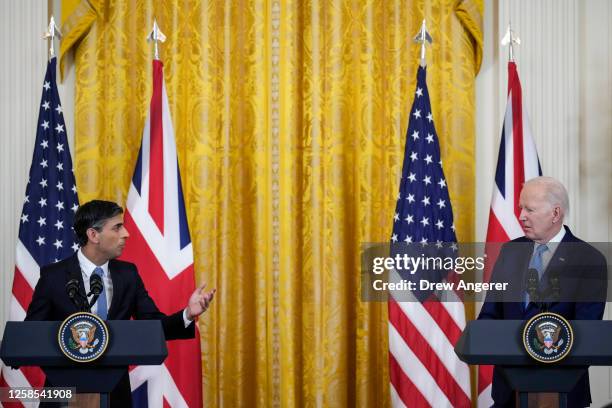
[{"left": 60, "top": 0, "right": 482, "bottom": 406}]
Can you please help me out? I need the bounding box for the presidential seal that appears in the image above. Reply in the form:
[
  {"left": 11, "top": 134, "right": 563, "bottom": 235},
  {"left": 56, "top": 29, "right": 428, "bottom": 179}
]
[
  {"left": 522, "top": 312, "right": 573, "bottom": 363},
  {"left": 58, "top": 312, "right": 109, "bottom": 363}
]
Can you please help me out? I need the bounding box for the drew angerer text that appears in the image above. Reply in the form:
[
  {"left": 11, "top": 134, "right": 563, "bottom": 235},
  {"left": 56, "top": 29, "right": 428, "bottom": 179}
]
[{"left": 371, "top": 279, "right": 508, "bottom": 293}]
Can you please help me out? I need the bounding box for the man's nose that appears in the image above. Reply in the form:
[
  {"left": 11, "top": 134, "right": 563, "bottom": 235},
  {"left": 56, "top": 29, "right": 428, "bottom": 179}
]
[
  {"left": 122, "top": 227, "right": 130, "bottom": 238},
  {"left": 519, "top": 209, "right": 526, "bottom": 220}
]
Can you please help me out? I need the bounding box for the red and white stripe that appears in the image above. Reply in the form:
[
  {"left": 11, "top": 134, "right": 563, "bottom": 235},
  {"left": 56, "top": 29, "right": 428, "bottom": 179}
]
[
  {"left": 1, "top": 243, "right": 46, "bottom": 408},
  {"left": 388, "top": 270, "right": 471, "bottom": 408},
  {"left": 478, "top": 61, "right": 541, "bottom": 407}
]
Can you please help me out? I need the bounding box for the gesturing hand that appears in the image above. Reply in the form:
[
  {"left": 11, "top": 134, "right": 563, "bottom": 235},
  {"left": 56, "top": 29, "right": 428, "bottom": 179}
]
[{"left": 186, "top": 283, "right": 216, "bottom": 320}]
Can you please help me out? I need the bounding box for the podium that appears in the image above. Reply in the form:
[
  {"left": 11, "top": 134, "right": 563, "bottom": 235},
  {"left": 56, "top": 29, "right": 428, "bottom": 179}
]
[
  {"left": 456, "top": 320, "right": 612, "bottom": 408},
  {"left": 0, "top": 320, "right": 168, "bottom": 407}
]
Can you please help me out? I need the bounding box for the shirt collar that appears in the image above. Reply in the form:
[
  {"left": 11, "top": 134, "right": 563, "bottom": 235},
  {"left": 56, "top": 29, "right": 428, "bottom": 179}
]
[
  {"left": 533, "top": 225, "right": 566, "bottom": 256},
  {"left": 77, "top": 249, "right": 109, "bottom": 277},
  {"left": 534, "top": 225, "right": 566, "bottom": 245},
  {"left": 547, "top": 225, "right": 566, "bottom": 244}
]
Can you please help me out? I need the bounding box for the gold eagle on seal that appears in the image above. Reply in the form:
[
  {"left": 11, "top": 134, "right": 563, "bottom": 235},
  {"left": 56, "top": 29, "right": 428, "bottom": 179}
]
[{"left": 71, "top": 325, "right": 96, "bottom": 350}]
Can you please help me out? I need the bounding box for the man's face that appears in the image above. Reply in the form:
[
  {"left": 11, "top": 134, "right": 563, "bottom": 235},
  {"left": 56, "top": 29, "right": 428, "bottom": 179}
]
[
  {"left": 90, "top": 214, "right": 129, "bottom": 260},
  {"left": 518, "top": 183, "right": 561, "bottom": 243}
]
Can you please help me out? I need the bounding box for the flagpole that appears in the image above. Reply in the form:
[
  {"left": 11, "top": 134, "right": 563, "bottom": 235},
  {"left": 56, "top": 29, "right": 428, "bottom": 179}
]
[
  {"left": 43, "top": 16, "right": 62, "bottom": 60},
  {"left": 147, "top": 19, "right": 167, "bottom": 60},
  {"left": 413, "top": 19, "right": 432, "bottom": 68},
  {"left": 501, "top": 22, "right": 521, "bottom": 63}
]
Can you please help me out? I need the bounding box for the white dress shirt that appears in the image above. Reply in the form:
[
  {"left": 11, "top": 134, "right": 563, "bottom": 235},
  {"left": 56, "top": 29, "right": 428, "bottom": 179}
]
[{"left": 77, "top": 249, "right": 113, "bottom": 317}]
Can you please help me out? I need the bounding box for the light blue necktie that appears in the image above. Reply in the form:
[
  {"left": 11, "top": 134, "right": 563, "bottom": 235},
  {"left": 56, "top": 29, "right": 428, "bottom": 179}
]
[
  {"left": 93, "top": 267, "right": 108, "bottom": 320},
  {"left": 525, "top": 244, "right": 549, "bottom": 307}
]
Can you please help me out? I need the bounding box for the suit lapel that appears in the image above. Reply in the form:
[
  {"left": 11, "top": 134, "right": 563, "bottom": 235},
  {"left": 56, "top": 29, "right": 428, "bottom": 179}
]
[
  {"left": 544, "top": 246, "right": 568, "bottom": 276},
  {"left": 518, "top": 242, "right": 534, "bottom": 314},
  {"left": 518, "top": 241, "right": 534, "bottom": 286},
  {"left": 65, "top": 253, "right": 87, "bottom": 312},
  {"left": 537, "top": 226, "right": 575, "bottom": 311},
  {"left": 542, "top": 226, "right": 574, "bottom": 277},
  {"left": 107, "top": 260, "right": 122, "bottom": 319}
]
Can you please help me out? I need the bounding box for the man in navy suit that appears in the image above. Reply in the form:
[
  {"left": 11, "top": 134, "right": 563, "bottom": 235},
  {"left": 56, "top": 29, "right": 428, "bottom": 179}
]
[
  {"left": 478, "top": 177, "right": 607, "bottom": 407},
  {"left": 26, "top": 200, "right": 216, "bottom": 407}
]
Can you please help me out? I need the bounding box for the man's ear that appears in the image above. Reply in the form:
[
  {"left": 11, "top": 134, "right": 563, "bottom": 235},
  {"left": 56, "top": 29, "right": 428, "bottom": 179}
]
[
  {"left": 552, "top": 205, "right": 562, "bottom": 224},
  {"left": 86, "top": 228, "right": 99, "bottom": 244}
]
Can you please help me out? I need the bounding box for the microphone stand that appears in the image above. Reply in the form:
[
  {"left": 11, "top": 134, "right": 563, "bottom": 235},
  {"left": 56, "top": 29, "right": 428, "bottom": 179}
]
[
  {"left": 525, "top": 268, "right": 540, "bottom": 310},
  {"left": 66, "top": 280, "right": 90, "bottom": 312}
]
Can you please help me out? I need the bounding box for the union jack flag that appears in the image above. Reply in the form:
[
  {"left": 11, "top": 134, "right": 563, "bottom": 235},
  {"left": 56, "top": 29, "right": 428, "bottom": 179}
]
[
  {"left": 477, "top": 61, "right": 541, "bottom": 407},
  {"left": 388, "top": 66, "right": 471, "bottom": 407},
  {"left": 121, "top": 59, "right": 201, "bottom": 408},
  {"left": 0, "top": 57, "right": 80, "bottom": 407}
]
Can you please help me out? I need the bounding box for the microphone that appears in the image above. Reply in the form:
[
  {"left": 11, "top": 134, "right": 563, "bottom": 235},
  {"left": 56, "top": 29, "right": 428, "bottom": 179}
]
[
  {"left": 66, "top": 279, "right": 80, "bottom": 299},
  {"left": 88, "top": 273, "right": 104, "bottom": 309},
  {"left": 541, "top": 270, "right": 561, "bottom": 311},
  {"left": 66, "top": 279, "right": 87, "bottom": 311},
  {"left": 525, "top": 268, "right": 542, "bottom": 310},
  {"left": 89, "top": 273, "right": 103, "bottom": 296}
]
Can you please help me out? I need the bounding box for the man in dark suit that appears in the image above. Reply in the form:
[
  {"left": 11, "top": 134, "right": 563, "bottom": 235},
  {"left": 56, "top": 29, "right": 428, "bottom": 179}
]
[
  {"left": 478, "top": 176, "right": 607, "bottom": 407},
  {"left": 25, "top": 200, "right": 216, "bottom": 407}
]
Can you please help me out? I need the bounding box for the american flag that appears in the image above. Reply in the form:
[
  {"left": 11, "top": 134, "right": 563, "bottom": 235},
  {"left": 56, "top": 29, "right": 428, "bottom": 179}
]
[
  {"left": 388, "top": 66, "right": 471, "bottom": 408},
  {"left": 0, "top": 57, "right": 80, "bottom": 407},
  {"left": 477, "top": 61, "right": 542, "bottom": 407},
  {"left": 120, "top": 59, "right": 201, "bottom": 408}
]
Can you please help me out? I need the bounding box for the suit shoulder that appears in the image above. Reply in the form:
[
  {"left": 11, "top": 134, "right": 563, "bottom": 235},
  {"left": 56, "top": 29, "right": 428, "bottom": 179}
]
[
  {"left": 564, "top": 238, "right": 607, "bottom": 266},
  {"left": 498, "top": 236, "right": 531, "bottom": 254},
  {"left": 109, "top": 259, "right": 139, "bottom": 275},
  {"left": 40, "top": 253, "right": 77, "bottom": 276}
]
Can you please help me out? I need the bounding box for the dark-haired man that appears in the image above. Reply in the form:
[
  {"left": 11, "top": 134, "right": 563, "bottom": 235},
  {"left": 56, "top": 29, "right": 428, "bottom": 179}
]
[{"left": 26, "top": 200, "right": 215, "bottom": 406}]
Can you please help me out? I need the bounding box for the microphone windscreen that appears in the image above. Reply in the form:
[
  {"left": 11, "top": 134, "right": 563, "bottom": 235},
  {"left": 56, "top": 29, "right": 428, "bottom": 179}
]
[
  {"left": 90, "top": 273, "right": 104, "bottom": 295},
  {"left": 526, "top": 268, "right": 538, "bottom": 283},
  {"left": 65, "top": 279, "right": 79, "bottom": 297}
]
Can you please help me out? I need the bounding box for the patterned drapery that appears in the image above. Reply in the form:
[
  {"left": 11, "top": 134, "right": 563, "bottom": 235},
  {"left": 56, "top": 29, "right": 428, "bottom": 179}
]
[{"left": 60, "top": 1, "right": 482, "bottom": 405}]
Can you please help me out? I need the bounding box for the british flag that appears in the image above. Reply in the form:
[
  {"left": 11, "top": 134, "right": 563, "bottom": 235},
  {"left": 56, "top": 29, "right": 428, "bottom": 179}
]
[
  {"left": 477, "top": 61, "right": 541, "bottom": 407},
  {"left": 0, "top": 57, "right": 80, "bottom": 407},
  {"left": 120, "top": 59, "right": 201, "bottom": 408}
]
